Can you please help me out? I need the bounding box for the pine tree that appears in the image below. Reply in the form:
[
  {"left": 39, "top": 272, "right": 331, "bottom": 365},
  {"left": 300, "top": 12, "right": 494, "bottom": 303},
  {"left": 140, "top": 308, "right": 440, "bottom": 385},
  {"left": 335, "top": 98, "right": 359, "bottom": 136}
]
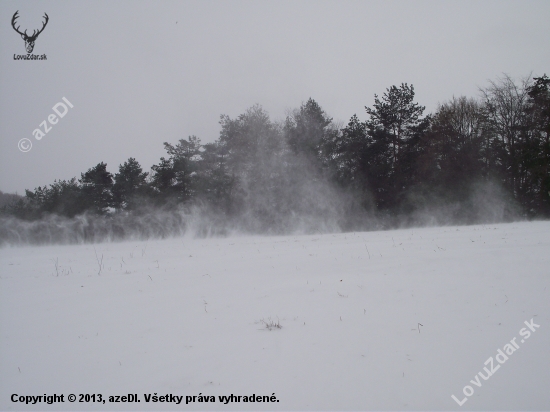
[
  {"left": 112, "top": 158, "right": 148, "bottom": 210},
  {"left": 80, "top": 162, "right": 113, "bottom": 214}
]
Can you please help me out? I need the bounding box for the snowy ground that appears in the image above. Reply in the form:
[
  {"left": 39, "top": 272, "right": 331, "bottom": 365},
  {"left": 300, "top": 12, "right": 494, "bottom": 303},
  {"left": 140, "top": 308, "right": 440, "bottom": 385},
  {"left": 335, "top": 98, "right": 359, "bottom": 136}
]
[{"left": 1, "top": 221, "right": 549, "bottom": 411}]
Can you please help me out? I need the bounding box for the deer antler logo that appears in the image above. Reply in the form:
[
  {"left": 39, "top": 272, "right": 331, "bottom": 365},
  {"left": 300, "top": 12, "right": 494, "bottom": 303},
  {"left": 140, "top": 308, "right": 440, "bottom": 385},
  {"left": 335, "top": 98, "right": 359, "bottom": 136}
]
[{"left": 11, "top": 11, "right": 49, "bottom": 54}]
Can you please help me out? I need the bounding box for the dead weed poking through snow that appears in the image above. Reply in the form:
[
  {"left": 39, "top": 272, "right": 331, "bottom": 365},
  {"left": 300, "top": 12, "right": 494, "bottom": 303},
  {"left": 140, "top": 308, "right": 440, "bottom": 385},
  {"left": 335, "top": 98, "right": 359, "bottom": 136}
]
[{"left": 259, "top": 317, "right": 282, "bottom": 331}]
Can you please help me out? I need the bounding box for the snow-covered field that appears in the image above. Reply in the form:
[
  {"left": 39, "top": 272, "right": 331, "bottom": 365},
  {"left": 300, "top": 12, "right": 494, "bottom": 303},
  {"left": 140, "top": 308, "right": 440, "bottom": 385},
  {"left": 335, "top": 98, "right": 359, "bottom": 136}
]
[{"left": 1, "top": 221, "right": 549, "bottom": 410}]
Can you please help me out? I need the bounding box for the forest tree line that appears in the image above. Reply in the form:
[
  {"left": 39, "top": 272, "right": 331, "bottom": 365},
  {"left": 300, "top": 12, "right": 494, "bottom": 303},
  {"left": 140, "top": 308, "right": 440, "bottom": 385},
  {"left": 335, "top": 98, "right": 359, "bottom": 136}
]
[{"left": 2, "top": 74, "right": 549, "bottom": 234}]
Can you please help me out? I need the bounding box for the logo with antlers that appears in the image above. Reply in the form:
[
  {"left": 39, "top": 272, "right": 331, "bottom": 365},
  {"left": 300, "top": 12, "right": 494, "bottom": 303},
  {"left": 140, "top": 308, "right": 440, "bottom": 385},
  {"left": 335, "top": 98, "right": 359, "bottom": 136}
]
[{"left": 11, "top": 11, "right": 49, "bottom": 54}]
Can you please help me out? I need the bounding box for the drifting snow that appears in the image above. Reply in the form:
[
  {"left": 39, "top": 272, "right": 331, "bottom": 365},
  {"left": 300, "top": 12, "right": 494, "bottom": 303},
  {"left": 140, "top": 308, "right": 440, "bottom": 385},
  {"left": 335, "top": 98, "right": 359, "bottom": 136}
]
[{"left": 0, "top": 221, "right": 549, "bottom": 410}]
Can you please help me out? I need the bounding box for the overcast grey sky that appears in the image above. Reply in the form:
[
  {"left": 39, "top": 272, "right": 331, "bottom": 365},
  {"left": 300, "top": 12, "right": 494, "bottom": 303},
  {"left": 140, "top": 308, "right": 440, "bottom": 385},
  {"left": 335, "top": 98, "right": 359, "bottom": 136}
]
[{"left": 1, "top": 0, "right": 549, "bottom": 194}]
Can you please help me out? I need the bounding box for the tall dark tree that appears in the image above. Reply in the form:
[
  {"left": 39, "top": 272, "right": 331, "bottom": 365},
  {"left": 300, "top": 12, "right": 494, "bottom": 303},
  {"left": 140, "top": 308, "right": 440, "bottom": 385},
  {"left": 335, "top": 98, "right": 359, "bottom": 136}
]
[
  {"left": 112, "top": 158, "right": 148, "bottom": 210},
  {"left": 150, "top": 157, "right": 175, "bottom": 198},
  {"left": 150, "top": 136, "right": 201, "bottom": 205},
  {"left": 194, "top": 141, "right": 234, "bottom": 211},
  {"left": 480, "top": 74, "right": 531, "bottom": 200},
  {"left": 45, "top": 178, "right": 86, "bottom": 217},
  {"left": 80, "top": 162, "right": 113, "bottom": 214},
  {"left": 285, "top": 98, "right": 335, "bottom": 167},
  {"left": 522, "top": 74, "right": 550, "bottom": 215},
  {"left": 364, "top": 84, "right": 429, "bottom": 211},
  {"left": 365, "top": 84, "right": 426, "bottom": 167},
  {"left": 414, "top": 97, "right": 487, "bottom": 211},
  {"left": 333, "top": 114, "right": 370, "bottom": 186},
  {"left": 220, "top": 105, "right": 283, "bottom": 177},
  {"left": 165, "top": 135, "right": 201, "bottom": 202}
]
